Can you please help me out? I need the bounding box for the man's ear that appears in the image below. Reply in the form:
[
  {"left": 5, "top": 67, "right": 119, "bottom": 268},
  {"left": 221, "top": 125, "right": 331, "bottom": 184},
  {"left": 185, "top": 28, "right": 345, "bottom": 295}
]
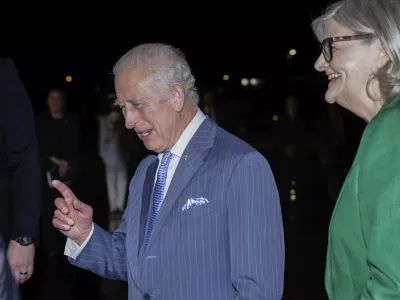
[{"left": 171, "top": 84, "right": 185, "bottom": 111}]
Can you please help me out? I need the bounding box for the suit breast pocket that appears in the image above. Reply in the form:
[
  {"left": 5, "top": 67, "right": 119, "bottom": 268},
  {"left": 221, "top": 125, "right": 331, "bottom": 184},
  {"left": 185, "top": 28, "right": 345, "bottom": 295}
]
[{"left": 179, "top": 202, "right": 216, "bottom": 223}]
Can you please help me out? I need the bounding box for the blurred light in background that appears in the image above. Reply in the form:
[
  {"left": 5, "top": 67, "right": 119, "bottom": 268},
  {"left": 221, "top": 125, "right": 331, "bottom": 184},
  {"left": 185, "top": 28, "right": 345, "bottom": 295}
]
[
  {"left": 241, "top": 78, "right": 249, "bottom": 86},
  {"left": 65, "top": 75, "right": 72, "bottom": 82},
  {"left": 289, "top": 49, "right": 297, "bottom": 56},
  {"left": 250, "top": 78, "right": 258, "bottom": 85},
  {"left": 223, "top": 74, "right": 229, "bottom": 81},
  {"left": 290, "top": 188, "right": 296, "bottom": 201}
]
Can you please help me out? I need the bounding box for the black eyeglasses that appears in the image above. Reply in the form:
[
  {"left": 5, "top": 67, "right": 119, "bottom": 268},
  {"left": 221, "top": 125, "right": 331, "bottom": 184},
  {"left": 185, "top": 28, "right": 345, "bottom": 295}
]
[{"left": 321, "top": 34, "right": 375, "bottom": 62}]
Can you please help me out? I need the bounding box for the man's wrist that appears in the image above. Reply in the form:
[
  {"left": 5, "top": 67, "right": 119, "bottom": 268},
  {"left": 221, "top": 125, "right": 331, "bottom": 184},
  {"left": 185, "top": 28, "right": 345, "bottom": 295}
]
[
  {"left": 13, "top": 237, "right": 35, "bottom": 246},
  {"left": 75, "top": 231, "right": 91, "bottom": 246}
]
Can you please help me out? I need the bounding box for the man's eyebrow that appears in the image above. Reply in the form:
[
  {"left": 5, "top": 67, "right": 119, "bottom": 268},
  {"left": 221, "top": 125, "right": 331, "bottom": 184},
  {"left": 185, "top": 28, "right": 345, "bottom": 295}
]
[{"left": 113, "top": 99, "right": 142, "bottom": 105}]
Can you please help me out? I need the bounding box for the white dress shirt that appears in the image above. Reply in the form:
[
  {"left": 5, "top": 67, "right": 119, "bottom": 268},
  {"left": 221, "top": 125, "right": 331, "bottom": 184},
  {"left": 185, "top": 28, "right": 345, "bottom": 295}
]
[{"left": 65, "top": 108, "right": 206, "bottom": 259}]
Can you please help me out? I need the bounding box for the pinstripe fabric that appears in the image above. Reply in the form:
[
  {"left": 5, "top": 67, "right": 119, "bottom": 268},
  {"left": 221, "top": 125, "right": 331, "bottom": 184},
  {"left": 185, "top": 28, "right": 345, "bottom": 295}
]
[{"left": 69, "top": 117, "right": 285, "bottom": 299}]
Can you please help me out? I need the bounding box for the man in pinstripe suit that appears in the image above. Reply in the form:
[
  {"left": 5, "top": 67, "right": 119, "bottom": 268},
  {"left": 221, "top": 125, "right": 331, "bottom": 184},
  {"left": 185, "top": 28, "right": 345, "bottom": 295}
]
[{"left": 52, "top": 43, "right": 285, "bottom": 299}]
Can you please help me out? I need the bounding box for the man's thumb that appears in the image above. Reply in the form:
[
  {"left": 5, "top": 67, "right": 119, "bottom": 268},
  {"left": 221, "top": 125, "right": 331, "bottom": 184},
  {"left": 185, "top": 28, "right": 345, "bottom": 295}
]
[{"left": 73, "top": 198, "right": 92, "bottom": 216}]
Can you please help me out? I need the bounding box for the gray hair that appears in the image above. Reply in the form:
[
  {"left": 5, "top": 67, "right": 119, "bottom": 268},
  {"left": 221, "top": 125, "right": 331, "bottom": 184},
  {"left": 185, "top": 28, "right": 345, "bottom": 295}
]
[
  {"left": 312, "top": 0, "right": 400, "bottom": 102},
  {"left": 113, "top": 43, "right": 199, "bottom": 105}
]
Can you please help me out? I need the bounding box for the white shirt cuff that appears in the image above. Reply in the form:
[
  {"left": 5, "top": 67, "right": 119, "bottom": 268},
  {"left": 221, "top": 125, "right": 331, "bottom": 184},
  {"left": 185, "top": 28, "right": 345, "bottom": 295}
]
[{"left": 64, "top": 223, "right": 94, "bottom": 260}]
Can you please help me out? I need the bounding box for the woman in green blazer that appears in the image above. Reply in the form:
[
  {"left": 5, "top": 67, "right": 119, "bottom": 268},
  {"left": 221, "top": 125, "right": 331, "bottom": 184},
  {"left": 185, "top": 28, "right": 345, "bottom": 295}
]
[{"left": 312, "top": 0, "right": 400, "bottom": 298}]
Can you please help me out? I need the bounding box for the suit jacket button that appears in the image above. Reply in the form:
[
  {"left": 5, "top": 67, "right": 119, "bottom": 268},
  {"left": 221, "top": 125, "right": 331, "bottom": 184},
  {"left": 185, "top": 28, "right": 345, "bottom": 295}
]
[{"left": 143, "top": 293, "right": 151, "bottom": 299}]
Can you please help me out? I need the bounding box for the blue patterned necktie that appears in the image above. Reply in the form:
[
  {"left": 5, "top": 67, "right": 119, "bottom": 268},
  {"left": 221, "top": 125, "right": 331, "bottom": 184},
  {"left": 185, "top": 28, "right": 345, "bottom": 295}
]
[{"left": 145, "top": 151, "right": 173, "bottom": 248}]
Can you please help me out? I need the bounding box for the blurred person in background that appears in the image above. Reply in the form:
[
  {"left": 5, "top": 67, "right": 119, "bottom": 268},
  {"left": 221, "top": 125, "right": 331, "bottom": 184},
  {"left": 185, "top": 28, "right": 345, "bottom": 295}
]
[
  {"left": 35, "top": 88, "right": 80, "bottom": 259},
  {"left": 203, "top": 90, "right": 217, "bottom": 122},
  {"left": 99, "top": 93, "right": 131, "bottom": 217}
]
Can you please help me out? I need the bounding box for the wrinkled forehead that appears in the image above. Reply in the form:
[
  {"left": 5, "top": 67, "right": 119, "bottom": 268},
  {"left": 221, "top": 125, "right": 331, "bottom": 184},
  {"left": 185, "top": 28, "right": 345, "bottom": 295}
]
[{"left": 115, "top": 67, "right": 149, "bottom": 102}]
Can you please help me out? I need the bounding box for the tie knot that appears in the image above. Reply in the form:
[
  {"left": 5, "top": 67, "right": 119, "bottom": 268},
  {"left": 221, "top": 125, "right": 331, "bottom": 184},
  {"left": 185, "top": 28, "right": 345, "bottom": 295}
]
[{"left": 160, "top": 151, "right": 173, "bottom": 166}]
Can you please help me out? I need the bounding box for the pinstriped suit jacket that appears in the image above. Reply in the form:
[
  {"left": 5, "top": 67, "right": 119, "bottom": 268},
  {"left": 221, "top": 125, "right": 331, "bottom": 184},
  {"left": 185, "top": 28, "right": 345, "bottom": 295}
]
[{"left": 69, "top": 117, "right": 285, "bottom": 299}]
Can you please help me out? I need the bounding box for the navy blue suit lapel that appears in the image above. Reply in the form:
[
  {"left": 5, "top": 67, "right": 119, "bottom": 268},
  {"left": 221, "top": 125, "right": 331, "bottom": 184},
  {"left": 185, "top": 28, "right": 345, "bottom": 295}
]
[{"left": 145, "top": 117, "right": 217, "bottom": 250}]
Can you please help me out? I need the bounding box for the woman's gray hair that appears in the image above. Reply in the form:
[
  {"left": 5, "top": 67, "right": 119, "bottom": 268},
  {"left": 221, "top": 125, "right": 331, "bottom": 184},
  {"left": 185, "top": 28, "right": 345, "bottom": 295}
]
[
  {"left": 113, "top": 43, "right": 199, "bottom": 105},
  {"left": 312, "top": 0, "right": 400, "bottom": 102}
]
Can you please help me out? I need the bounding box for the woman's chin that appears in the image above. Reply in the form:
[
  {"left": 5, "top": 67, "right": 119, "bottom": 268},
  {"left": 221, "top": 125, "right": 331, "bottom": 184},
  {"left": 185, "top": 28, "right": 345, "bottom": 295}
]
[{"left": 325, "top": 94, "right": 336, "bottom": 104}]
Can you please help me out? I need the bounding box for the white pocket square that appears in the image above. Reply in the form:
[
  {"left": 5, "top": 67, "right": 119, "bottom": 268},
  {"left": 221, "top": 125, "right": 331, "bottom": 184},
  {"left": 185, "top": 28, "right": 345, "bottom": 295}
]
[{"left": 182, "top": 197, "right": 209, "bottom": 211}]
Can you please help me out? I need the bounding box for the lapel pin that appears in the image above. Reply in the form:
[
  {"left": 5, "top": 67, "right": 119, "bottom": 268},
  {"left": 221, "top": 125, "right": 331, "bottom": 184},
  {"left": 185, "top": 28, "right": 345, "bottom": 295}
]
[{"left": 184, "top": 155, "right": 188, "bottom": 160}]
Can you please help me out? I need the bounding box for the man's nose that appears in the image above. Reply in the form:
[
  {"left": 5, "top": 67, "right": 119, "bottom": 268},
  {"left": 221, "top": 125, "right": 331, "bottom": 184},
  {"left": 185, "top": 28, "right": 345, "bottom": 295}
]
[{"left": 124, "top": 108, "right": 139, "bottom": 129}]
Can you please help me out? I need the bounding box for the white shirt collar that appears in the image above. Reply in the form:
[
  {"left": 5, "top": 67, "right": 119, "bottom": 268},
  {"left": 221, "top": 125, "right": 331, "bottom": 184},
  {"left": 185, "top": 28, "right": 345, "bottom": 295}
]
[{"left": 158, "top": 108, "right": 206, "bottom": 160}]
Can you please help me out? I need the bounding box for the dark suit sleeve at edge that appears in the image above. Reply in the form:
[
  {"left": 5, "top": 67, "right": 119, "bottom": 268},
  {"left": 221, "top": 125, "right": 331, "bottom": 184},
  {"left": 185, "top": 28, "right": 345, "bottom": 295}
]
[{"left": 0, "top": 58, "right": 41, "bottom": 239}]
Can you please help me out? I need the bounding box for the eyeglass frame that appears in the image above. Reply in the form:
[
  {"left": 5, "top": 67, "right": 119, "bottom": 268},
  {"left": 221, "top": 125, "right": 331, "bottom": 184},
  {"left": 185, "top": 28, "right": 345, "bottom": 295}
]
[{"left": 321, "top": 33, "right": 375, "bottom": 63}]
